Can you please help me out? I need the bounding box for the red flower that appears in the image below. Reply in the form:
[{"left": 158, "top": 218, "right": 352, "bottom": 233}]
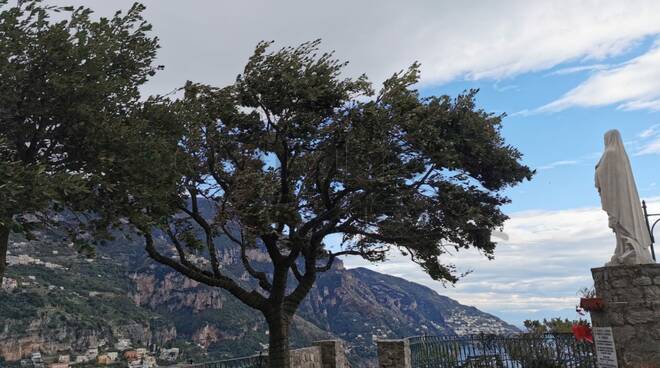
[
  {"left": 579, "top": 297, "right": 604, "bottom": 312},
  {"left": 572, "top": 323, "right": 593, "bottom": 343}
]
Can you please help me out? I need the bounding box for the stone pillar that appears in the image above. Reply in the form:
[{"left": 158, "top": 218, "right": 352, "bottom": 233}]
[
  {"left": 314, "top": 340, "right": 349, "bottom": 368},
  {"left": 289, "top": 346, "right": 322, "bottom": 368},
  {"left": 376, "top": 339, "right": 411, "bottom": 368},
  {"left": 591, "top": 264, "right": 660, "bottom": 368}
]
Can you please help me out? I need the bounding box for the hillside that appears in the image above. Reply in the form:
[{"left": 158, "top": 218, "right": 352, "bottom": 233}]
[{"left": 0, "top": 227, "right": 518, "bottom": 366}]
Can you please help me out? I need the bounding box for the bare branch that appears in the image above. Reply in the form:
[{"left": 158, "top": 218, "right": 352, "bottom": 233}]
[
  {"left": 238, "top": 228, "right": 272, "bottom": 292},
  {"left": 284, "top": 248, "right": 317, "bottom": 310},
  {"left": 315, "top": 250, "right": 380, "bottom": 272},
  {"left": 165, "top": 227, "right": 205, "bottom": 274},
  {"left": 177, "top": 203, "right": 223, "bottom": 277},
  {"left": 143, "top": 232, "right": 266, "bottom": 311},
  {"left": 315, "top": 253, "right": 336, "bottom": 273},
  {"left": 411, "top": 164, "right": 436, "bottom": 189},
  {"left": 261, "top": 233, "right": 285, "bottom": 265},
  {"left": 290, "top": 262, "right": 303, "bottom": 283}
]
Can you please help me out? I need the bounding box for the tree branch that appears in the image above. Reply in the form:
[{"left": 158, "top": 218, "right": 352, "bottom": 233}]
[
  {"left": 284, "top": 247, "right": 317, "bottom": 311},
  {"left": 411, "top": 164, "right": 436, "bottom": 189},
  {"left": 238, "top": 229, "right": 272, "bottom": 292},
  {"left": 205, "top": 132, "right": 230, "bottom": 193},
  {"left": 165, "top": 227, "right": 205, "bottom": 274},
  {"left": 261, "top": 233, "right": 285, "bottom": 265},
  {"left": 315, "top": 250, "right": 379, "bottom": 272},
  {"left": 290, "top": 261, "right": 303, "bottom": 283},
  {"left": 143, "top": 232, "right": 266, "bottom": 311},
  {"left": 177, "top": 203, "right": 222, "bottom": 277}
]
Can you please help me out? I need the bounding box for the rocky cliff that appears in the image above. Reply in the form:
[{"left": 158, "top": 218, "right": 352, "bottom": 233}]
[{"left": 0, "top": 227, "right": 518, "bottom": 365}]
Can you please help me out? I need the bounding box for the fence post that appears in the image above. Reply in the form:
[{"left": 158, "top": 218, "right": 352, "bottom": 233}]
[
  {"left": 376, "top": 339, "right": 412, "bottom": 368},
  {"left": 314, "top": 340, "right": 349, "bottom": 368}
]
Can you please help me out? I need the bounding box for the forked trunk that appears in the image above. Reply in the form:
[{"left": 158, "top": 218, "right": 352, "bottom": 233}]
[
  {"left": 266, "top": 312, "right": 291, "bottom": 368},
  {"left": 0, "top": 225, "right": 9, "bottom": 281}
]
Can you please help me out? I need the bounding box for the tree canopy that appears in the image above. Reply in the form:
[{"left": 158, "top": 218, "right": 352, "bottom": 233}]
[
  {"left": 102, "top": 40, "right": 533, "bottom": 367},
  {"left": 0, "top": 0, "right": 161, "bottom": 278}
]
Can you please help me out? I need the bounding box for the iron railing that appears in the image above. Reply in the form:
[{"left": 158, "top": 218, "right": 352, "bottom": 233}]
[
  {"left": 185, "top": 354, "right": 267, "bottom": 368},
  {"left": 642, "top": 200, "right": 659, "bottom": 261},
  {"left": 408, "top": 333, "right": 596, "bottom": 368}
]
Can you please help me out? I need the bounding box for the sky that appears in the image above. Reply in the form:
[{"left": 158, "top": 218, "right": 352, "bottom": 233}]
[{"left": 48, "top": 0, "right": 660, "bottom": 327}]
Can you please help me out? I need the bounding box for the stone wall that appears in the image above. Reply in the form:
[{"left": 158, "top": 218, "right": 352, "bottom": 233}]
[
  {"left": 182, "top": 340, "right": 349, "bottom": 368},
  {"left": 591, "top": 264, "right": 660, "bottom": 368},
  {"left": 287, "top": 340, "right": 350, "bottom": 368},
  {"left": 376, "top": 339, "right": 411, "bottom": 368},
  {"left": 290, "top": 346, "right": 323, "bottom": 368},
  {"left": 314, "top": 340, "right": 350, "bottom": 368}
]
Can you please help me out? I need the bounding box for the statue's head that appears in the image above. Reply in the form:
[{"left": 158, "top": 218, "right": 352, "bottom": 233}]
[{"left": 604, "top": 129, "right": 623, "bottom": 148}]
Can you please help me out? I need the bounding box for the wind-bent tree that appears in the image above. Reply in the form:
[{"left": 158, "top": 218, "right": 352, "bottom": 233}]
[
  {"left": 109, "top": 40, "right": 533, "bottom": 367},
  {"left": 0, "top": 0, "right": 161, "bottom": 278}
]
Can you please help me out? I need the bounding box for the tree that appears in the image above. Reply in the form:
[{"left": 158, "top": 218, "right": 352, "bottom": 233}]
[
  {"left": 105, "top": 40, "right": 533, "bottom": 367},
  {"left": 0, "top": 0, "right": 161, "bottom": 279},
  {"left": 523, "top": 318, "right": 575, "bottom": 335}
]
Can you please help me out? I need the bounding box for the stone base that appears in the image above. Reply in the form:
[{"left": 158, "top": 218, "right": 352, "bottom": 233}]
[
  {"left": 377, "top": 339, "right": 411, "bottom": 368},
  {"left": 591, "top": 264, "right": 660, "bottom": 368},
  {"left": 314, "top": 340, "right": 350, "bottom": 368}
]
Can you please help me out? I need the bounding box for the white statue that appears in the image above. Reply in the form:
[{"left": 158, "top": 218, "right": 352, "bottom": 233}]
[{"left": 595, "top": 129, "right": 654, "bottom": 266}]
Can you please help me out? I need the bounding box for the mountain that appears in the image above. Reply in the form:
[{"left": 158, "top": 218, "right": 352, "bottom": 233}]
[{"left": 0, "top": 226, "right": 518, "bottom": 366}]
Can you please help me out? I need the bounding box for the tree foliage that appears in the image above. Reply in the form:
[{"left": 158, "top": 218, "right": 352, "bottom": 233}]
[
  {"left": 523, "top": 318, "right": 576, "bottom": 335},
  {"left": 0, "top": 0, "right": 162, "bottom": 276},
  {"left": 104, "top": 40, "right": 533, "bottom": 366}
]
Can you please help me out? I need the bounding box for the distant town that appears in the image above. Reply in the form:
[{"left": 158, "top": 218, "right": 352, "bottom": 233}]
[
  {"left": 18, "top": 342, "right": 180, "bottom": 368},
  {"left": 3, "top": 250, "right": 180, "bottom": 368}
]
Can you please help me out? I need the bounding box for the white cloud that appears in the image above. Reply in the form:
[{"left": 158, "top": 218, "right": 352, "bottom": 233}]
[
  {"left": 46, "top": 0, "right": 660, "bottom": 94},
  {"left": 493, "top": 82, "right": 519, "bottom": 92},
  {"left": 342, "top": 198, "right": 660, "bottom": 324},
  {"left": 639, "top": 124, "right": 660, "bottom": 138},
  {"left": 539, "top": 41, "right": 660, "bottom": 112},
  {"left": 533, "top": 150, "right": 603, "bottom": 171},
  {"left": 620, "top": 100, "right": 660, "bottom": 111},
  {"left": 537, "top": 160, "right": 580, "bottom": 170},
  {"left": 637, "top": 138, "right": 660, "bottom": 155},
  {"left": 634, "top": 123, "right": 660, "bottom": 156},
  {"left": 545, "top": 64, "right": 610, "bottom": 76}
]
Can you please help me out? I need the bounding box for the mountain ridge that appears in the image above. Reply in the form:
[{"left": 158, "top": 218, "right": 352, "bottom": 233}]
[{"left": 0, "top": 226, "right": 518, "bottom": 366}]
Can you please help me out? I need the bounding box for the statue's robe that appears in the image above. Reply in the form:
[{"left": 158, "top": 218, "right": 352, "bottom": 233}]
[{"left": 595, "top": 129, "right": 654, "bottom": 266}]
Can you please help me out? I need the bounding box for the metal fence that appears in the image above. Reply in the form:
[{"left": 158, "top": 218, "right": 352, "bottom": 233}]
[
  {"left": 408, "top": 333, "right": 596, "bottom": 368},
  {"left": 185, "top": 354, "right": 267, "bottom": 368}
]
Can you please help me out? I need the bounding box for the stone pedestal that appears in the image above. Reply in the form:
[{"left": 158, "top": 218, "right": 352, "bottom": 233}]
[
  {"left": 376, "top": 339, "right": 411, "bottom": 368},
  {"left": 314, "top": 340, "right": 350, "bottom": 368},
  {"left": 591, "top": 264, "right": 660, "bottom": 368},
  {"left": 290, "top": 346, "right": 322, "bottom": 368}
]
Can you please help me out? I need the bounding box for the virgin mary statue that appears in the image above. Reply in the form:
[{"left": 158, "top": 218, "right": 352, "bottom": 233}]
[{"left": 595, "top": 129, "right": 654, "bottom": 266}]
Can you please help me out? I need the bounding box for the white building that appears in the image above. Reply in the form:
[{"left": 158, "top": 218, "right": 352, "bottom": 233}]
[
  {"left": 31, "top": 352, "right": 45, "bottom": 368},
  {"left": 115, "top": 338, "right": 132, "bottom": 351},
  {"left": 159, "top": 347, "right": 180, "bottom": 361},
  {"left": 143, "top": 356, "right": 157, "bottom": 368},
  {"left": 1, "top": 277, "right": 17, "bottom": 292}
]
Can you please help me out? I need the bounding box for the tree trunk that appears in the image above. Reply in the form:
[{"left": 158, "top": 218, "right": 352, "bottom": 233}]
[
  {"left": 266, "top": 312, "right": 292, "bottom": 368},
  {"left": 0, "top": 224, "right": 9, "bottom": 281}
]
